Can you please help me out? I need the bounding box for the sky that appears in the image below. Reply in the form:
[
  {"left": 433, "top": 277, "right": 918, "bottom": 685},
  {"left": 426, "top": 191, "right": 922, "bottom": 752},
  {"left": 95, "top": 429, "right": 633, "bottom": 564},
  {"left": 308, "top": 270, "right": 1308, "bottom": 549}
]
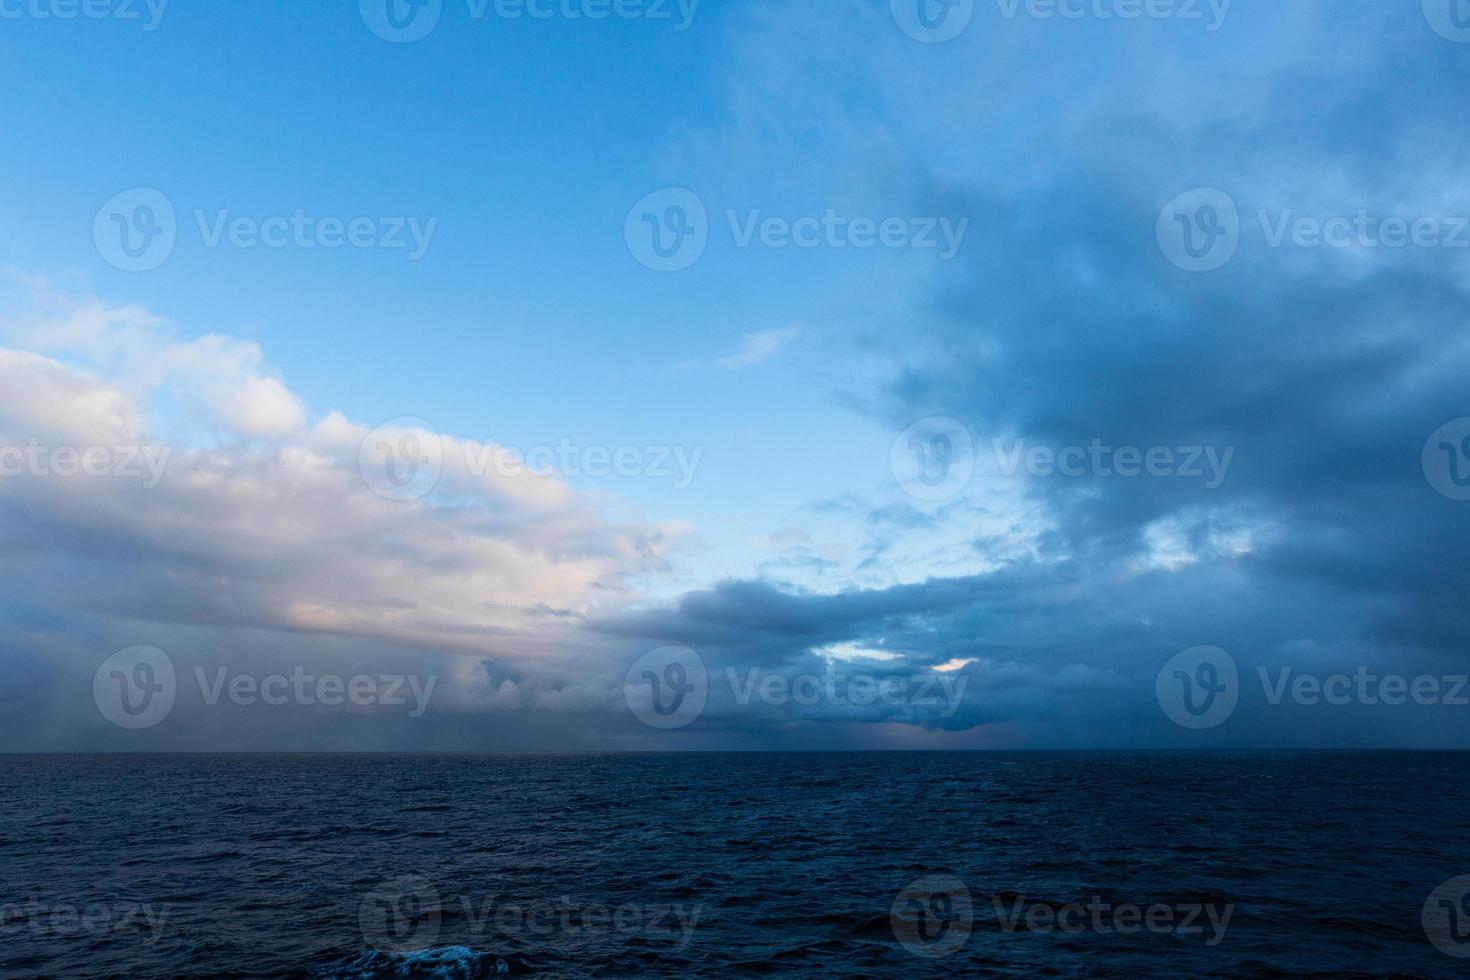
[{"left": 2, "top": 0, "right": 1470, "bottom": 750}]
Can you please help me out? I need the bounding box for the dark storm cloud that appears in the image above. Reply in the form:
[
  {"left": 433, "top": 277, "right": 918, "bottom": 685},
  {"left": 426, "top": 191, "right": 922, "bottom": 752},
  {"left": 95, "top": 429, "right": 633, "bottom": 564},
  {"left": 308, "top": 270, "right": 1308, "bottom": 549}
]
[{"left": 581, "top": 1, "right": 1470, "bottom": 746}]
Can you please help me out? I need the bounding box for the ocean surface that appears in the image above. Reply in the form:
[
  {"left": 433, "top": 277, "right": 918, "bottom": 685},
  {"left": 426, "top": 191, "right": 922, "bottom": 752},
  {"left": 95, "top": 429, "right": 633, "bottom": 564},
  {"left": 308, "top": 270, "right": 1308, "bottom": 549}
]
[{"left": 2, "top": 752, "right": 1468, "bottom": 977}]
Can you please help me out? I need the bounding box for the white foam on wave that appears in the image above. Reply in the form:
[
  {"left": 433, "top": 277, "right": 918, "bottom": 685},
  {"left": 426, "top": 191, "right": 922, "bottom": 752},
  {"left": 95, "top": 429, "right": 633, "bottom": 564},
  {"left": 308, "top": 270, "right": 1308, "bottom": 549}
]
[{"left": 318, "top": 945, "right": 508, "bottom": 978}]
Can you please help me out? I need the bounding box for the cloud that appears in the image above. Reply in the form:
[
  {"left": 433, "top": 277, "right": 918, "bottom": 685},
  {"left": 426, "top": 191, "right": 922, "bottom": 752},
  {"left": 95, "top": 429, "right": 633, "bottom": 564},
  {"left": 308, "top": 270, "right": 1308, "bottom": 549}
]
[
  {"left": 0, "top": 352, "right": 682, "bottom": 649},
  {"left": 0, "top": 279, "right": 703, "bottom": 748},
  {"left": 7, "top": 4, "right": 1470, "bottom": 750},
  {"left": 1, "top": 272, "right": 307, "bottom": 436},
  {"left": 715, "top": 326, "right": 800, "bottom": 369},
  {"left": 571, "top": 0, "right": 1470, "bottom": 748}
]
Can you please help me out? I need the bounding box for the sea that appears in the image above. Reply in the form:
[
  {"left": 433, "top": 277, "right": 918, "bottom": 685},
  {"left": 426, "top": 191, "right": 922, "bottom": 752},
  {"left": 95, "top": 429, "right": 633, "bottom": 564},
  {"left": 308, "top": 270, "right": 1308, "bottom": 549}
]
[{"left": 2, "top": 752, "right": 1468, "bottom": 977}]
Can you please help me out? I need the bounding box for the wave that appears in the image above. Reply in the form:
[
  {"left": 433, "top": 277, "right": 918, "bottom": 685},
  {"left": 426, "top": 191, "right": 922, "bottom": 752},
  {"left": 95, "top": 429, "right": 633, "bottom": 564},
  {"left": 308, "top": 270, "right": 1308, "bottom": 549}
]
[{"left": 316, "top": 947, "right": 508, "bottom": 979}]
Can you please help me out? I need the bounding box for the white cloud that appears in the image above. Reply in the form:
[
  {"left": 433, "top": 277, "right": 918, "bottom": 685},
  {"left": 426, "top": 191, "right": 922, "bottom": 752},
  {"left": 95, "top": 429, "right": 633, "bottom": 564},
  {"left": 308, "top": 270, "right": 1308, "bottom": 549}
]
[
  {"left": 1, "top": 272, "right": 307, "bottom": 436},
  {"left": 0, "top": 280, "right": 689, "bottom": 665},
  {"left": 716, "top": 326, "right": 800, "bottom": 369}
]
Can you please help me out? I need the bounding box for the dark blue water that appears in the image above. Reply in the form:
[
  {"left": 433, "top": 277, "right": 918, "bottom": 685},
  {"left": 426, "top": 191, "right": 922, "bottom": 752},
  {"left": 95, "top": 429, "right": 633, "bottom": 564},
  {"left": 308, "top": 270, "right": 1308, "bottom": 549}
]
[{"left": 2, "top": 752, "right": 1468, "bottom": 977}]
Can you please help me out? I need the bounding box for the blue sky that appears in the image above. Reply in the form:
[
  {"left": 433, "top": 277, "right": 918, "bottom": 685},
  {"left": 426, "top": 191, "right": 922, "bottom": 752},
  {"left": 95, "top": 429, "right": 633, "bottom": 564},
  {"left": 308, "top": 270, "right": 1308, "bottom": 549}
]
[
  {"left": 3, "top": 0, "right": 1470, "bottom": 750},
  {"left": 1, "top": 0, "right": 919, "bottom": 590}
]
